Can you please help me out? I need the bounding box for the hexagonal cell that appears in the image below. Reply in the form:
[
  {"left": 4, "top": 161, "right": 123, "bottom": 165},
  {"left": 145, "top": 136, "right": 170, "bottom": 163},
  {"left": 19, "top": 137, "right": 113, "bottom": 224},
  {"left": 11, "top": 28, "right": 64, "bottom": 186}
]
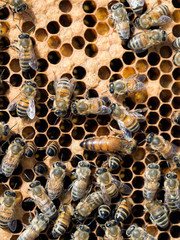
[
  {"left": 173, "top": 68, "right": 180, "bottom": 80},
  {"left": 59, "top": 148, "right": 72, "bottom": 161},
  {"left": 47, "top": 21, "right": 60, "bottom": 34},
  {"left": 158, "top": 233, "right": 170, "bottom": 240},
  {"left": 173, "top": 24, "right": 180, "bottom": 37},
  {"left": 148, "top": 67, "right": 160, "bottom": 80},
  {"left": 84, "top": 28, "right": 97, "bottom": 42},
  {"left": 48, "top": 36, "right": 61, "bottom": 49},
  {"left": 22, "top": 21, "right": 35, "bottom": 34},
  {"left": 123, "top": 67, "right": 136, "bottom": 79},
  {"left": 123, "top": 52, "right": 135, "bottom": 65},
  {"left": 83, "top": 1, "right": 96, "bottom": 13},
  {"left": 146, "top": 126, "right": 159, "bottom": 134},
  {"left": 22, "top": 126, "right": 35, "bottom": 139},
  {"left": 0, "top": 96, "right": 9, "bottom": 109},
  {"left": 172, "top": 82, "right": 180, "bottom": 95},
  {"left": 9, "top": 59, "right": 20, "bottom": 72},
  {"left": 136, "top": 59, "right": 148, "bottom": 72},
  {"left": 120, "top": 169, "right": 132, "bottom": 181},
  {"left": 97, "top": 127, "right": 109, "bottom": 136},
  {"left": 37, "top": 58, "right": 48, "bottom": 72},
  {"left": 10, "top": 74, "right": 22, "bottom": 87},
  {"left": 9, "top": 176, "right": 22, "bottom": 189},
  {"left": 48, "top": 51, "right": 61, "bottom": 64},
  {"left": 96, "top": 22, "right": 110, "bottom": 35},
  {"left": 0, "top": 7, "right": 9, "bottom": 20},
  {"left": 132, "top": 205, "right": 144, "bottom": 217},
  {"left": 60, "top": 119, "right": 73, "bottom": 132},
  {"left": 160, "top": 46, "right": 172, "bottom": 58},
  {"left": 35, "top": 28, "right": 48, "bottom": 42},
  {"left": 73, "top": 66, "right": 86, "bottom": 79},
  {"left": 96, "top": 7, "right": 108, "bottom": 20},
  {"left": 160, "top": 89, "right": 172, "bottom": 102},
  {"left": 83, "top": 14, "right": 97, "bottom": 27},
  {"left": 147, "top": 112, "right": 159, "bottom": 124},
  {"left": 172, "top": 9, "right": 180, "bottom": 22},
  {"left": 72, "top": 36, "right": 85, "bottom": 49},
  {"left": 160, "top": 75, "right": 172, "bottom": 88},
  {"left": 0, "top": 52, "right": 10, "bottom": 65},
  {"left": 35, "top": 74, "right": 48, "bottom": 87},
  {"left": 72, "top": 127, "right": 85, "bottom": 140},
  {"left": 85, "top": 43, "right": 98, "bottom": 57},
  {"left": 59, "top": 14, "right": 72, "bottom": 27},
  {"left": 36, "top": 104, "right": 48, "bottom": 117},
  {"left": 132, "top": 162, "right": 145, "bottom": 174},
  {"left": 47, "top": 127, "right": 60, "bottom": 139},
  {"left": 148, "top": 52, "right": 160, "bottom": 66},
  {"left": 160, "top": 104, "right": 172, "bottom": 117},
  {"left": 170, "top": 226, "right": 180, "bottom": 238},
  {"left": 110, "top": 58, "right": 123, "bottom": 72},
  {"left": 132, "top": 176, "right": 144, "bottom": 188},
  {"left": 158, "top": 118, "right": 171, "bottom": 131},
  {"left": 59, "top": 0, "right": 72, "bottom": 12},
  {"left": 60, "top": 43, "right": 73, "bottom": 57},
  {"left": 171, "top": 125, "right": 180, "bottom": 138},
  {"left": 169, "top": 211, "right": 180, "bottom": 224},
  {"left": 131, "top": 190, "right": 144, "bottom": 203},
  {"left": 160, "top": 60, "right": 173, "bottom": 73},
  {"left": 0, "top": 36, "right": 10, "bottom": 50},
  {"left": 23, "top": 169, "right": 34, "bottom": 182},
  {"left": 38, "top": 89, "right": 48, "bottom": 102},
  {"left": 34, "top": 134, "right": 47, "bottom": 147},
  {"left": 98, "top": 66, "right": 110, "bottom": 80},
  {"left": 59, "top": 134, "right": 72, "bottom": 147},
  {"left": 85, "top": 119, "right": 98, "bottom": 132}
]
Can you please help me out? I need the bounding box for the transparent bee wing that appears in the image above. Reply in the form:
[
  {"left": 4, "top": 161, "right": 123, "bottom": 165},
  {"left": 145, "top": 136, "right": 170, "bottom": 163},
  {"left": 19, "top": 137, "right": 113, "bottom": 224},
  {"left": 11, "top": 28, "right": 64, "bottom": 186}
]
[
  {"left": 129, "top": 108, "right": 146, "bottom": 121},
  {"left": 152, "top": 16, "right": 171, "bottom": 26},
  {"left": 100, "top": 105, "right": 111, "bottom": 115},
  {"left": 136, "top": 74, "right": 146, "bottom": 82},
  {"left": 117, "top": 22, "right": 130, "bottom": 40},
  {"left": 9, "top": 102, "right": 17, "bottom": 111},
  {"left": 27, "top": 99, "right": 36, "bottom": 119},
  {"left": 8, "top": 220, "right": 17, "bottom": 232},
  {"left": 127, "top": 0, "right": 144, "bottom": 9},
  {"left": 119, "top": 183, "right": 133, "bottom": 195},
  {"left": 117, "top": 120, "right": 132, "bottom": 141},
  {"left": 29, "top": 49, "right": 38, "bottom": 71},
  {"left": 136, "top": 82, "right": 146, "bottom": 91},
  {"left": 101, "top": 184, "right": 111, "bottom": 205}
]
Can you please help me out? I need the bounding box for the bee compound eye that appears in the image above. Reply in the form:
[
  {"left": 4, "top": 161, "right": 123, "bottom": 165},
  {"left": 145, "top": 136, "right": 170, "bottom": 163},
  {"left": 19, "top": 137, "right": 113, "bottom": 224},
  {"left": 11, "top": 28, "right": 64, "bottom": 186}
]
[
  {"left": 32, "top": 83, "right": 36, "bottom": 87},
  {"left": 21, "top": 141, "right": 25, "bottom": 146},
  {"left": 15, "top": 138, "right": 21, "bottom": 143},
  {"left": 173, "top": 174, "right": 177, "bottom": 178},
  {"left": 11, "top": 192, "right": 17, "bottom": 197},
  {"left": 5, "top": 190, "right": 11, "bottom": 196},
  {"left": 167, "top": 173, "right": 171, "bottom": 178}
]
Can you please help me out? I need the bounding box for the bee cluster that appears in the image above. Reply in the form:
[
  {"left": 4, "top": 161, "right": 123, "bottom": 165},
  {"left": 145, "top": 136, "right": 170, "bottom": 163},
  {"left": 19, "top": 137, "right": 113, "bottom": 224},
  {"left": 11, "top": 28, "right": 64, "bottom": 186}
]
[{"left": 0, "top": 0, "right": 179, "bottom": 239}]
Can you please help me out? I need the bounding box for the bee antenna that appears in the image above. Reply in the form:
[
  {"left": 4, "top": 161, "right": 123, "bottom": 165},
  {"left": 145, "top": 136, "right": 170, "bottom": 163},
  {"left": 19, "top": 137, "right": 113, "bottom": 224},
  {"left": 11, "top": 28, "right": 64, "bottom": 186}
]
[
  {"left": 74, "top": 154, "right": 83, "bottom": 161},
  {"left": 146, "top": 157, "right": 153, "bottom": 163},
  {"left": 54, "top": 116, "right": 60, "bottom": 125},
  {"left": 26, "top": 25, "right": 35, "bottom": 34},
  {"left": 24, "top": 132, "right": 34, "bottom": 140},
  {"left": 87, "top": 218, "right": 95, "bottom": 226},
  {"left": 15, "top": 24, "right": 22, "bottom": 33},
  {"left": 138, "top": 138, "right": 146, "bottom": 145},
  {"left": 9, "top": 122, "right": 18, "bottom": 132},
  {"left": 0, "top": 68, "right": 5, "bottom": 79}
]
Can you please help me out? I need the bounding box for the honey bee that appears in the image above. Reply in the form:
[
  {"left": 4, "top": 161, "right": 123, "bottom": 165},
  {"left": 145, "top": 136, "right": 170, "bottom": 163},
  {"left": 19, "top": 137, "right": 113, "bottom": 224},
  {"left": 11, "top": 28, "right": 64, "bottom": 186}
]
[
  {"left": 34, "top": 162, "right": 47, "bottom": 176},
  {"left": 71, "top": 160, "right": 91, "bottom": 201},
  {"left": 103, "top": 220, "right": 123, "bottom": 240},
  {"left": 74, "top": 191, "right": 104, "bottom": 220},
  {"left": 143, "top": 163, "right": 161, "bottom": 200},
  {"left": 71, "top": 225, "right": 90, "bottom": 240},
  {"left": 0, "top": 122, "right": 10, "bottom": 141},
  {"left": 173, "top": 153, "right": 180, "bottom": 168},
  {"left": 106, "top": 154, "right": 122, "bottom": 170},
  {"left": 95, "top": 168, "right": 132, "bottom": 205},
  {"left": 110, "top": 103, "right": 146, "bottom": 141},
  {"left": 173, "top": 37, "right": 180, "bottom": 49},
  {"left": 80, "top": 135, "right": 137, "bottom": 154},
  {"left": 126, "top": 0, "right": 144, "bottom": 15},
  {"left": 52, "top": 77, "right": 75, "bottom": 117},
  {"left": 46, "top": 161, "right": 66, "bottom": 200},
  {"left": 52, "top": 204, "right": 74, "bottom": 239},
  {"left": 135, "top": 5, "right": 171, "bottom": 29},
  {"left": 0, "top": 0, "right": 28, "bottom": 17},
  {"left": 110, "top": 2, "right": 130, "bottom": 40},
  {"left": 108, "top": 74, "right": 146, "bottom": 98},
  {"left": 71, "top": 97, "right": 111, "bottom": 115},
  {"left": 128, "top": 29, "right": 168, "bottom": 53},
  {"left": 0, "top": 137, "right": 25, "bottom": 177},
  {"left": 164, "top": 172, "right": 180, "bottom": 211},
  {"left": 173, "top": 38, "right": 180, "bottom": 66},
  {"left": 0, "top": 190, "right": 17, "bottom": 231},
  {"left": 9, "top": 81, "right": 37, "bottom": 119},
  {"left": 46, "top": 141, "right": 60, "bottom": 157},
  {"left": 114, "top": 197, "right": 134, "bottom": 223},
  {"left": 171, "top": 111, "right": 180, "bottom": 125},
  {"left": 25, "top": 141, "right": 37, "bottom": 158},
  {"left": 98, "top": 204, "right": 111, "bottom": 219},
  {"left": 126, "top": 224, "right": 156, "bottom": 240},
  {"left": 17, "top": 213, "right": 49, "bottom": 240},
  {"left": 28, "top": 180, "right": 57, "bottom": 219},
  {"left": 146, "top": 133, "right": 178, "bottom": 160},
  {"left": 144, "top": 199, "right": 169, "bottom": 228}
]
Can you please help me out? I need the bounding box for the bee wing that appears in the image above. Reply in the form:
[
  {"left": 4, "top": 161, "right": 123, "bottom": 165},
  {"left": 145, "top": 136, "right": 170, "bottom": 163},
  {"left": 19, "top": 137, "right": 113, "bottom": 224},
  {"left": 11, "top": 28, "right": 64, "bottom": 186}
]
[
  {"left": 27, "top": 99, "right": 36, "bottom": 119},
  {"left": 9, "top": 102, "right": 17, "bottom": 111},
  {"left": 101, "top": 184, "right": 111, "bottom": 206},
  {"left": 136, "top": 82, "right": 146, "bottom": 91},
  {"left": 127, "top": 0, "right": 144, "bottom": 9},
  {"left": 29, "top": 48, "right": 38, "bottom": 71},
  {"left": 152, "top": 16, "right": 171, "bottom": 26},
  {"left": 136, "top": 74, "right": 146, "bottom": 82},
  {"left": 129, "top": 108, "right": 146, "bottom": 122},
  {"left": 117, "top": 120, "right": 132, "bottom": 141},
  {"left": 100, "top": 105, "right": 111, "bottom": 115},
  {"left": 112, "top": 178, "right": 132, "bottom": 194},
  {"left": 8, "top": 220, "right": 17, "bottom": 232}
]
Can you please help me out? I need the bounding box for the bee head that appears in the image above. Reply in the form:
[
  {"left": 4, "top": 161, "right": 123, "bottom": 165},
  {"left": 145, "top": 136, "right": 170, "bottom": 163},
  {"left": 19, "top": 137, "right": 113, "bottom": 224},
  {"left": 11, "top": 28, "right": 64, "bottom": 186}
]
[
  {"left": 78, "top": 161, "right": 90, "bottom": 168},
  {"left": 110, "top": 103, "right": 122, "bottom": 117},
  {"left": 95, "top": 167, "right": 107, "bottom": 176},
  {"left": 4, "top": 125, "right": 9, "bottom": 136},
  {"left": 74, "top": 210, "right": 83, "bottom": 220},
  {"left": 54, "top": 161, "right": 66, "bottom": 169},
  {"left": 173, "top": 156, "right": 180, "bottom": 167},
  {"left": 162, "top": 30, "right": 167, "bottom": 42},
  {"left": 29, "top": 180, "right": 41, "bottom": 189},
  {"left": 115, "top": 81, "right": 125, "bottom": 93},
  {"left": 146, "top": 133, "right": 154, "bottom": 143},
  {"left": 166, "top": 172, "right": 177, "bottom": 179},
  {"left": 111, "top": 3, "right": 124, "bottom": 14},
  {"left": 79, "top": 225, "right": 90, "bottom": 232},
  {"left": 5, "top": 190, "right": 17, "bottom": 198},
  {"left": 126, "top": 224, "right": 136, "bottom": 236},
  {"left": 4, "top": 191, "right": 17, "bottom": 207},
  {"left": 17, "top": 4, "right": 27, "bottom": 13},
  {"left": 105, "top": 220, "right": 117, "bottom": 228}
]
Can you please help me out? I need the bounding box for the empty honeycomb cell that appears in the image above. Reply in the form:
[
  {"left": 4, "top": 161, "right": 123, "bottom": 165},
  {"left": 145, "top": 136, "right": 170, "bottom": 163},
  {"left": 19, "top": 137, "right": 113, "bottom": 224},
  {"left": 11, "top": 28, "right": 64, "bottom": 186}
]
[
  {"left": 86, "top": 88, "right": 99, "bottom": 97},
  {"left": 22, "top": 21, "right": 35, "bottom": 34},
  {"left": 9, "top": 59, "right": 20, "bottom": 72},
  {"left": 47, "top": 36, "right": 61, "bottom": 49},
  {"left": 59, "top": 134, "right": 72, "bottom": 147},
  {"left": 35, "top": 74, "right": 48, "bottom": 87},
  {"left": 72, "top": 36, "right": 85, "bottom": 49},
  {"left": 47, "top": 112, "right": 59, "bottom": 125},
  {"left": 71, "top": 154, "right": 83, "bottom": 167},
  {"left": 85, "top": 43, "right": 98, "bottom": 57},
  {"left": 59, "top": 14, "right": 72, "bottom": 27},
  {"left": 83, "top": 148, "right": 97, "bottom": 160},
  {"left": 120, "top": 169, "right": 132, "bottom": 181},
  {"left": 10, "top": 74, "right": 22, "bottom": 87},
  {"left": 11, "top": 220, "right": 23, "bottom": 233},
  {"left": 83, "top": 14, "right": 97, "bottom": 27},
  {"left": 158, "top": 233, "right": 170, "bottom": 240},
  {"left": 59, "top": 0, "right": 72, "bottom": 12},
  {"left": 84, "top": 28, "right": 97, "bottom": 42},
  {"left": 173, "top": 24, "right": 180, "bottom": 37},
  {"left": 132, "top": 205, "right": 144, "bottom": 217},
  {"left": 132, "top": 162, "right": 145, "bottom": 174},
  {"left": 171, "top": 125, "right": 180, "bottom": 137},
  {"left": 122, "top": 52, "right": 135, "bottom": 65},
  {"left": 47, "top": 81, "right": 55, "bottom": 95},
  {"left": 172, "top": 9, "right": 180, "bottom": 22},
  {"left": 35, "top": 119, "right": 48, "bottom": 132},
  {"left": 97, "top": 127, "right": 110, "bottom": 136},
  {"left": 35, "top": 28, "right": 48, "bottom": 42},
  {"left": 158, "top": 118, "right": 171, "bottom": 131},
  {"left": 47, "top": 21, "right": 60, "bottom": 34},
  {"left": 132, "top": 176, "right": 144, "bottom": 188},
  {"left": 0, "top": 36, "right": 10, "bottom": 50},
  {"left": 97, "top": 115, "right": 111, "bottom": 126},
  {"left": 160, "top": 89, "right": 172, "bottom": 102},
  {"left": 160, "top": 75, "right": 172, "bottom": 88},
  {"left": 147, "top": 112, "right": 159, "bottom": 124},
  {"left": 160, "top": 46, "right": 172, "bottom": 58},
  {"left": 161, "top": 132, "right": 171, "bottom": 141},
  {"left": 146, "top": 126, "right": 159, "bottom": 134},
  {"left": 173, "top": 68, "right": 180, "bottom": 80},
  {"left": 35, "top": 134, "right": 47, "bottom": 147},
  {"left": 59, "top": 148, "right": 72, "bottom": 161},
  {"left": 160, "top": 104, "right": 172, "bottom": 118},
  {"left": 47, "top": 127, "right": 60, "bottom": 139},
  {"left": 170, "top": 226, "right": 180, "bottom": 238},
  {"left": 22, "top": 126, "right": 35, "bottom": 139},
  {"left": 173, "top": 139, "right": 180, "bottom": 147},
  {"left": 148, "top": 67, "right": 160, "bottom": 80},
  {"left": 133, "top": 148, "right": 146, "bottom": 160},
  {"left": 0, "top": 52, "right": 10, "bottom": 65},
  {"left": 132, "top": 190, "right": 143, "bottom": 203},
  {"left": 74, "top": 81, "right": 86, "bottom": 95},
  {"left": 136, "top": 50, "right": 148, "bottom": 58},
  {"left": 23, "top": 169, "right": 34, "bottom": 182},
  {"left": 134, "top": 132, "right": 146, "bottom": 146},
  {"left": 160, "top": 60, "right": 173, "bottom": 73},
  {"left": 72, "top": 126, "right": 85, "bottom": 140},
  {"left": 38, "top": 89, "right": 48, "bottom": 102},
  {"left": 98, "top": 66, "right": 111, "bottom": 80},
  {"left": 96, "top": 22, "right": 109, "bottom": 35},
  {"left": 83, "top": 1, "right": 96, "bottom": 13},
  {"left": 72, "top": 115, "right": 86, "bottom": 125},
  {"left": 36, "top": 103, "right": 48, "bottom": 117},
  {"left": 95, "top": 7, "right": 108, "bottom": 20},
  {"left": 172, "top": 82, "right": 180, "bottom": 94},
  {"left": 60, "top": 43, "right": 73, "bottom": 57},
  {"left": 0, "top": 96, "right": 9, "bottom": 109},
  {"left": 110, "top": 58, "right": 123, "bottom": 72},
  {"left": 95, "top": 154, "right": 107, "bottom": 167},
  {"left": 148, "top": 52, "right": 160, "bottom": 66},
  {"left": 47, "top": 51, "right": 61, "bottom": 64},
  {"left": 9, "top": 176, "right": 22, "bottom": 189},
  {"left": 85, "top": 119, "right": 98, "bottom": 132},
  {"left": 0, "top": 81, "right": 9, "bottom": 95},
  {"left": 60, "top": 119, "right": 73, "bottom": 132},
  {"left": 170, "top": 211, "right": 180, "bottom": 224},
  {"left": 0, "top": 66, "right": 9, "bottom": 79},
  {"left": 22, "top": 68, "right": 36, "bottom": 79},
  {"left": 37, "top": 58, "right": 48, "bottom": 72},
  {"left": 35, "top": 149, "right": 46, "bottom": 161},
  {"left": 0, "top": 7, "right": 9, "bottom": 19}
]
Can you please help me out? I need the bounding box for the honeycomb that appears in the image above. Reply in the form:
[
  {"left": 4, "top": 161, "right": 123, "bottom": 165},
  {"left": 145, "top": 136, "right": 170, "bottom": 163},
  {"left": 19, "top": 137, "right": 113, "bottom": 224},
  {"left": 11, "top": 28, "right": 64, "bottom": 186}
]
[{"left": 0, "top": 0, "right": 180, "bottom": 239}]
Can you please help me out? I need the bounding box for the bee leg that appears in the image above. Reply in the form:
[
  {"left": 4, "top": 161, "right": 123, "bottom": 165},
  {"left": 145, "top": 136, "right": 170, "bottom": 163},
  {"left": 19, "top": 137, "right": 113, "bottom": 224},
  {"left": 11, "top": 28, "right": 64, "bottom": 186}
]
[{"left": 10, "top": 45, "right": 19, "bottom": 51}]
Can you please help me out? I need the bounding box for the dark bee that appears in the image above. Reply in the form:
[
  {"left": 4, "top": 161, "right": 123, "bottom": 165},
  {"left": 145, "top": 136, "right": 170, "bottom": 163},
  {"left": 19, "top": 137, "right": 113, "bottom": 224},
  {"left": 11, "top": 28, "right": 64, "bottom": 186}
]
[
  {"left": 107, "top": 154, "right": 122, "bottom": 170},
  {"left": 46, "top": 141, "right": 60, "bottom": 157},
  {"left": 0, "top": 122, "right": 10, "bottom": 141},
  {"left": 98, "top": 204, "right": 111, "bottom": 219},
  {"left": 25, "top": 141, "right": 37, "bottom": 158},
  {"left": 34, "top": 162, "right": 47, "bottom": 176},
  {"left": 114, "top": 198, "right": 134, "bottom": 223}
]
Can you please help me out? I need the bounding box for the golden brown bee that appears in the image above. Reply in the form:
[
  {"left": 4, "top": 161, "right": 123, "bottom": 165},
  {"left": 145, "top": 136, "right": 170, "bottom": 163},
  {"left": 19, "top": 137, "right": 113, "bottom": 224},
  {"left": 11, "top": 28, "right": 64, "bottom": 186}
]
[
  {"left": 110, "top": 2, "right": 130, "bottom": 40},
  {"left": 126, "top": 224, "right": 156, "bottom": 240},
  {"left": 171, "top": 111, "right": 180, "bottom": 125},
  {"left": 135, "top": 5, "right": 171, "bottom": 29},
  {"left": 53, "top": 77, "right": 75, "bottom": 117},
  {"left": 126, "top": 0, "right": 144, "bottom": 15},
  {"left": 17, "top": 213, "right": 49, "bottom": 240},
  {"left": 164, "top": 172, "right": 180, "bottom": 211},
  {"left": 0, "top": 122, "right": 10, "bottom": 141},
  {"left": 173, "top": 152, "right": 180, "bottom": 168},
  {"left": 114, "top": 197, "right": 134, "bottom": 223},
  {"left": 98, "top": 204, "right": 111, "bottom": 219},
  {"left": 143, "top": 163, "right": 161, "bottom": 200},
  {"left": 110, "top": 103, "right": 146, "bottom": 141},
  {"left": 0, "top": 137, "right": 25, "bottom": 177},
  {"left": 28, "top": 181, "right": 57, "bottom": 219},
  {"left": 95, "top": 168, "right": 132, "bottom": 205},
  {"left": 71, "top": 225, "right": 90, "bottom": 240},
  {"left": 0, "top": 0, "right": 28, "bottom": 17},
  {"left": 108, "top": 74, "right": 146, "bottom": 97},
  {"left": 128, "top": 29, "right": 168, "bottom": 53},
  {"left": 9, "top": 81, "right": 37, "bottom": 119},
  {"left": 172, "top": 38, "right": 180, "bottom": 66},
  {"left": 103, "top": 220, "right": 123, "bottom": 240},
  {"left": 71, "top": 97, "right": 111, "bottom": 115},
  {"left": 52, "top": 204, "right": 74, "bottom": 239},
  {"left": 25, "top": 141, "right": 37, "bottom": 158},
  {"left": 71, "top": 160, "right": 91, "bottom": 201},
  {"left": 46, "top": 141, "right": 60, "bottom": 157},
  {"left": 80, "top": 135, "right": 136, "bottom": 154},
  {"left": 144, "top": 199, "right": 169, "bottom": 228},
  {"left": 74, "top": 191, "right": 104, "bottom": 220},
  {"left": 0, "top": 190, "right": 17, "bottom": 231},
  {"left": 46, "top": 161, "right": 66, "bottom": 200},
  {"left": 34, "top": 162, "right": 47, "bottom": 176}
]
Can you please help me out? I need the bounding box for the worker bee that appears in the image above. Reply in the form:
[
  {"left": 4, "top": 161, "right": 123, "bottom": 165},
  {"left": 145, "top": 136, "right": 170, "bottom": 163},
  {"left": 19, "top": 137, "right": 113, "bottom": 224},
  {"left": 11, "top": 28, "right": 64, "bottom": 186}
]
[
  {"left": 135, "top": 5, "right": 171, "bottom": 29},
  {"left": 71, "top": 97, "right": 111, "bottom": 115},
  {"left": 71, "top": 160, "right": 91, "bottom": 201},
  {"left": 52, "top": 77, "right": 75, "bottom": 117},
  {"left": 0, "top": 0, "right": 28, "bottom": 17},
  {"left": 128, "top": 29, "right": 168, "bottom": 53},
  {"left": 9, "top": 81, "right": 37, "bottom": 119},
  {"left": 108, "top": 74, "right": 146, "bottom": 98},
  {"left": 144, "top": 199, "right": 169, "bottom": 228},
  {"left": 46, "top": 141, "right": 60, "bottom": 157},
  {"left": 109, "top": 2, "right": 130, "bottom": 40},
  {"left": 25, "top": 141, "right": 37, "bottom": 158},
  {"left": 143, "top": 163, "right": 161, "bottom": 200},
  {"left": 172, "top": 37, "right": 180, "bottom": 66},
  {"left": 171, "top": 111, "right": 180, "bottom": 125},
  {"left": 103, "top": 220, "right": 123, "bottom": 240},
  {"left": 173, "top": 37, "right": 180, "bottom": 49},
  {"left": 46, "top": 161, "right": 66, "bottom": 200},
  {"left": 164, "top": 172, "right": 180, "bottom": 211},
  {"left": 173, "top": 152, "right": 180, "bottom": 168},
  {"left": 0, "top": 190, "right": 17, "bottom": 231},
  {"left": 80, "top": 135, "right": 137, "bottom": 154},
  {"left": 105, "top": 154, "right": 122, "bottom": 170},
  {"left": 28, "top": 181, "right": 57, "bottom": 219},
  {"left": 146, "top": 133, "right": 178, "bottom": 160},
  {"left": 71, "top": 225, "right": 90, "bottom": 240},
  {"left": 126, "top": 0, "right": 144, "bottom": 15},
  {"left": 0, "top": 122, "right": 10, "bottom": 141},
  {"left": 114, "top": 197, "right": 134, "bottom": 223},
  {"left": 52, "top": 204, "right": 74, "bottom": 239},
  {"left": 110, "top": 103, "right": 146, "bottom": 141},
  {"left": 126, "top": 224, "right": 156, "bottom": 240},
  {"left": 17, "top": 213, "right": 49, "bottom": 240},
  {"left": 0, "top": 137, "right": 25, "bottom": 177},
  {"left": 74, "top": 191, "right": 104, "bottom": 220},
  {"left": 34, "top": 162, "right": 47, "bottom": 176},
  {"left": 98, "top": 204, "right": 111, "bottom": 219}
]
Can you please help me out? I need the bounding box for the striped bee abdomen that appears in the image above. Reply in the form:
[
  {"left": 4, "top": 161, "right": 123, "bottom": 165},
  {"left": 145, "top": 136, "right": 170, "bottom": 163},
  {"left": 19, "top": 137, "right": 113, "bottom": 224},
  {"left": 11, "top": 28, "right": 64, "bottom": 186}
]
[{"left": 17, "top": 98, "right": 29, "bottom": 118}]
